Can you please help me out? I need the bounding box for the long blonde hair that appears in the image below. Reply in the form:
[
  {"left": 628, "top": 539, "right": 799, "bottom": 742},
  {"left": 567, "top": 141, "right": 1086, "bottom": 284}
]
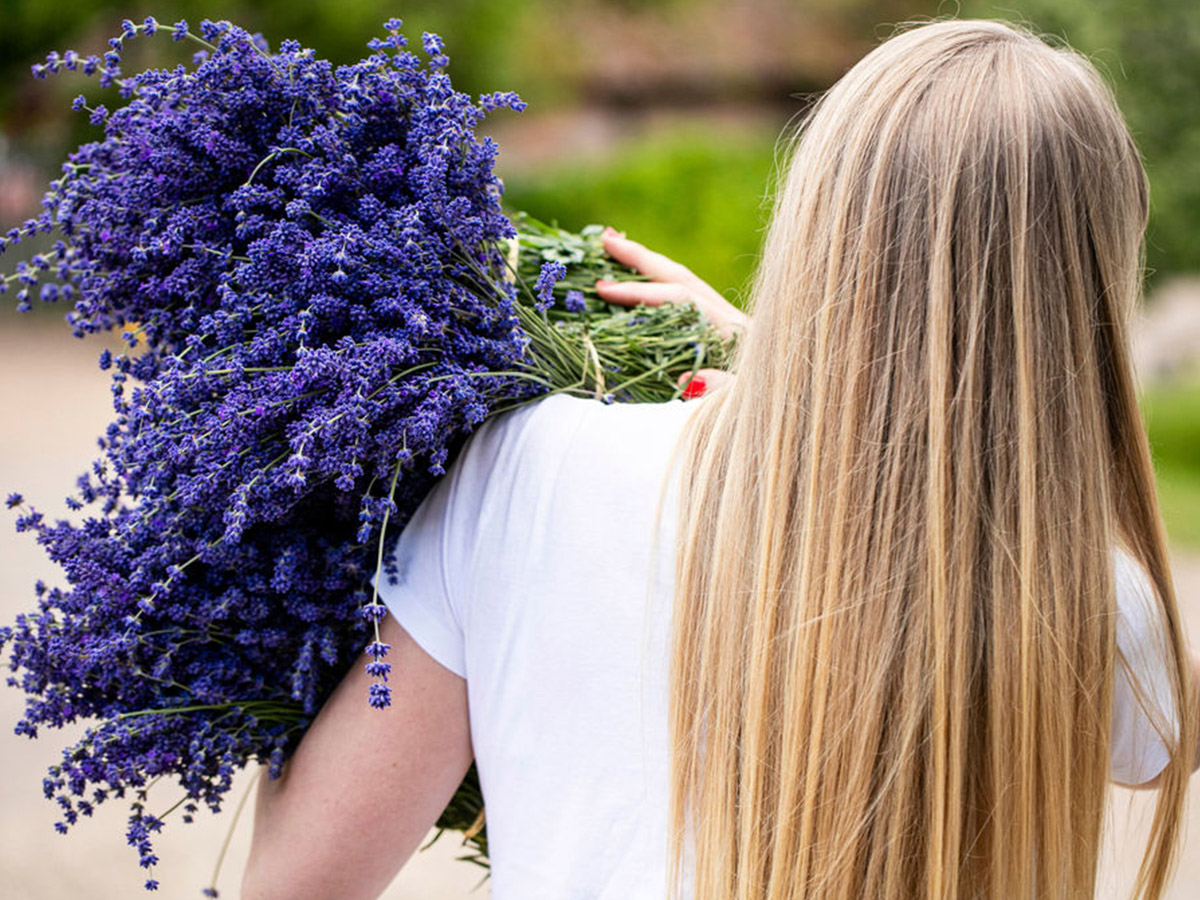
[{"left": 670, "top": 20, "right": 1195, "bottom": 900}]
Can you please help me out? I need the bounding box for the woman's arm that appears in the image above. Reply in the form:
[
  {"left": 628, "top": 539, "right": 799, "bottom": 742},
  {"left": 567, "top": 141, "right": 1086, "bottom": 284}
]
[{"left": 242, "top": 615, "right": 472, "bottom": 900}]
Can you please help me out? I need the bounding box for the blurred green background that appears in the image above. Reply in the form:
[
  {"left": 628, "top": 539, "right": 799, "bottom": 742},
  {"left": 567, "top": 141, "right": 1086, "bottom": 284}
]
[{"left": 0, "top": 0, "right": 1197, "bottom": 546}]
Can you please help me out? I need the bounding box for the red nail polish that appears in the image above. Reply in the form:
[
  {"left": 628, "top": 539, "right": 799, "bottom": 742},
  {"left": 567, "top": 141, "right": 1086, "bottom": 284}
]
[{"left": 682, "top": 374, "right": 707, "bottom": 399}]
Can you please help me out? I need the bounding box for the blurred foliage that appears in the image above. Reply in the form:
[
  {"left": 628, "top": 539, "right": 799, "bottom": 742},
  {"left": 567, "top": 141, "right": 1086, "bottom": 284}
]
[
  {"left": 1, "top": 0, "right": 534, "bottom": 112},
  {"left": 503, "top": 126, "right": 780, "bottom": 299},
  {"left": 1, "top": 0, "right": 845, "bottom": 125},
  {"left": 1142, "top": 378, "right": 1200, "bottom": 549},
  {"left": 0, "top": 0, "right": 1195, "bottom": 541},
  {"left": 0, "top": 0, "right": 560, "bottom": 178},
  {"left": 963, "top": 0, "right": 1200, "bottom": 280},
  {"left": 1, "top": 0, "right": 1197, "bottom": 283},
  {"left": 3, "top": 1, "right": 1196, "bottom": 279}
]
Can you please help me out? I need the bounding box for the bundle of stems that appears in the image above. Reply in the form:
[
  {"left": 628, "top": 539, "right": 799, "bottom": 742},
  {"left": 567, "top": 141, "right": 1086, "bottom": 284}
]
[{"left": 508, "top": 214, "right": 732, "bottom": 408}]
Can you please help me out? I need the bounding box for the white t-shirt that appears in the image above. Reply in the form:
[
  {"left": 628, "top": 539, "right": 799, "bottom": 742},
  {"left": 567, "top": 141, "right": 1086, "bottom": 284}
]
[{"left": 379, "top": 393, "right": 1177, "bottom": 899}]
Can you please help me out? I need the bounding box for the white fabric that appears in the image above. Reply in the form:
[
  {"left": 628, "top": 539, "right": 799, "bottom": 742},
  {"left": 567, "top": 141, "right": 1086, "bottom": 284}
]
[
  {"left": 1111, "top": 548, "right": 1178, "bottom": 784},
  {"left": 379, "top": 393, "right": 1178, "bottom": 898}
]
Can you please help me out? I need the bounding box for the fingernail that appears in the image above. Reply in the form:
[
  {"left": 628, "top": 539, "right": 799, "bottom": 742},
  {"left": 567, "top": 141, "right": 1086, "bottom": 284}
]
[
  {"left": 595, "top": 279, "right": 612, "bottom": 287},
  {"left": 682, "top": 374, "right": 707, "bottom": 400},
  {"left": 602, "top": 226, "right": 617, "bottom": 238}
]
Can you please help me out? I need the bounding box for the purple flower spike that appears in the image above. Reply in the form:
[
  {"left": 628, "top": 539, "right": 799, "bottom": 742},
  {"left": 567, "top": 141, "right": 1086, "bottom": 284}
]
[
  {"left": 0, "top": 16, "right": 544, "bottom": 888},
  {"left": 368, "top": 683, "right": 392, "bottom": 709},
  {"left": 534, "top": 261, "right": 567, "bottom": 311}
]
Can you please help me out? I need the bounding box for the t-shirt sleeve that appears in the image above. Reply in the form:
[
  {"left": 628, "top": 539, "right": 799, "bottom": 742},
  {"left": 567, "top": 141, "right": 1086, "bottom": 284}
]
[
  {"left": 374, "top": 410, "right": 523, "bottom": 678},
  {"left": 1110, "top": 550, "right": 1179, "bottom": 785},
  {"left": 377, "top": 468, "right": 467, "bottom": 677},
  {"left": 374, "top": 396, "right": 584, "bottom": 678}
]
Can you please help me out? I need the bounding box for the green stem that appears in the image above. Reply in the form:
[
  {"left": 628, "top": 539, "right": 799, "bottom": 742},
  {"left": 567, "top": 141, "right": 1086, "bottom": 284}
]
[{"left": 207, "top": 768, "right": 262, "bottom": 896}]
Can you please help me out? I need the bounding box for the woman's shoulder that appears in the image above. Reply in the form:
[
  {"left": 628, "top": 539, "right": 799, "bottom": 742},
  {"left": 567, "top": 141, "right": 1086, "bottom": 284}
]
[
  {"left": 472, "top": 393, "right": 698, "bottom": 472},
  {"left": 453, "top": 394, "right": 591, "bottom": 485},
  {"left": 443, "top": 393, "right": 700, "bottom": 529},
  {"left": 485, "top": 392, "right": 697, "bottom": 432},
  {"left": 466, "top": 393, "right": 588, "bottom": 455}
]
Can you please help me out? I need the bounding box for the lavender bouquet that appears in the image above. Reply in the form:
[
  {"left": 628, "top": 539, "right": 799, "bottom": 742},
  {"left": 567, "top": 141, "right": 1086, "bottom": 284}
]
[{"left": 0, "top": 17, "right": 729, "bottom": 891}]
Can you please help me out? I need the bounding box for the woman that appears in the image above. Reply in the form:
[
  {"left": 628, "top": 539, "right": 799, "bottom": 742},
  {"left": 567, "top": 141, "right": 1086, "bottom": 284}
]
[{"left": 242, "top": 19, "right": 1198, "bottom": 900}]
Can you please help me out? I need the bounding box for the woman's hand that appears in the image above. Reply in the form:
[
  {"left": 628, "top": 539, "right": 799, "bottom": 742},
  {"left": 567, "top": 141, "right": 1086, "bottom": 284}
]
[
  {"left": 596, "top": 228, "right": 745, "bottom": 398},
  {"left": 595, "top": 228, "right": 749, "bottom": 342},
  {"left": 242, "top": 616, "right": 472, "bottom": 900}
]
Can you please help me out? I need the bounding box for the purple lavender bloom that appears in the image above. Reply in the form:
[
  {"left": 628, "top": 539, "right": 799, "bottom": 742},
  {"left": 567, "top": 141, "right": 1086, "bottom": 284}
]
[
  {"left": 1, "top": 18, "right": 536, "bottom": 885},
  {"left": 364, "top": 641, "right": 390, "bottom": 658},
  {"left": 368, "top": 683, "right": 392, "bottom": 709},
  {"left": 564, "top": 289, "right": 586, "bottom": 313},
  {"left": 364, "top": 660, "right": 391, "bottom": 679},
  {"left": 533, "top": 261, "right": 566, "bottom": 311}
]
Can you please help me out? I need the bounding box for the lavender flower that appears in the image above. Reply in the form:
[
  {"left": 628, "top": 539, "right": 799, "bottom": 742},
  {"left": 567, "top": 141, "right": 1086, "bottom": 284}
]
[
  {"left": 0, "top": 18, "right": 730, "bottom": 891},
  {"left": 534, "top": 261, "right": 566, "bottom": 310},
  {"left": 1, "top": 18, "right": 531, "bottom": 884}
]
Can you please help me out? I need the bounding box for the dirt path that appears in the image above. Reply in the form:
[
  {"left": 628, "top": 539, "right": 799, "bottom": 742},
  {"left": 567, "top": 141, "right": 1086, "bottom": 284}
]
[{"left": 1, "top": 318, "right": 1197, "bottom": 898}]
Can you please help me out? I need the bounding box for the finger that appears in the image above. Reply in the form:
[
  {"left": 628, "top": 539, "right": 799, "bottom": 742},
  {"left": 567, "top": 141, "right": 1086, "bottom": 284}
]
[
  {"left": 601, "top": 228, "right": 691, "bottom": 283},
  {"left": 676, "top": 367, "right": 732, "bottom": 399},
  {"left": 594, "top": 279, "right": 692, "bottom": 308}
]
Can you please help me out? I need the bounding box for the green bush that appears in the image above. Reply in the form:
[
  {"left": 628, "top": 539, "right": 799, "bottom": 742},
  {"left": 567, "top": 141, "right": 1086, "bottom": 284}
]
[
  {"left": 1142, "top": 379, "right": 1200, "bottom": 549},
  {"left": 503, "top": 126, "right": 781, "bottom": 300}
]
